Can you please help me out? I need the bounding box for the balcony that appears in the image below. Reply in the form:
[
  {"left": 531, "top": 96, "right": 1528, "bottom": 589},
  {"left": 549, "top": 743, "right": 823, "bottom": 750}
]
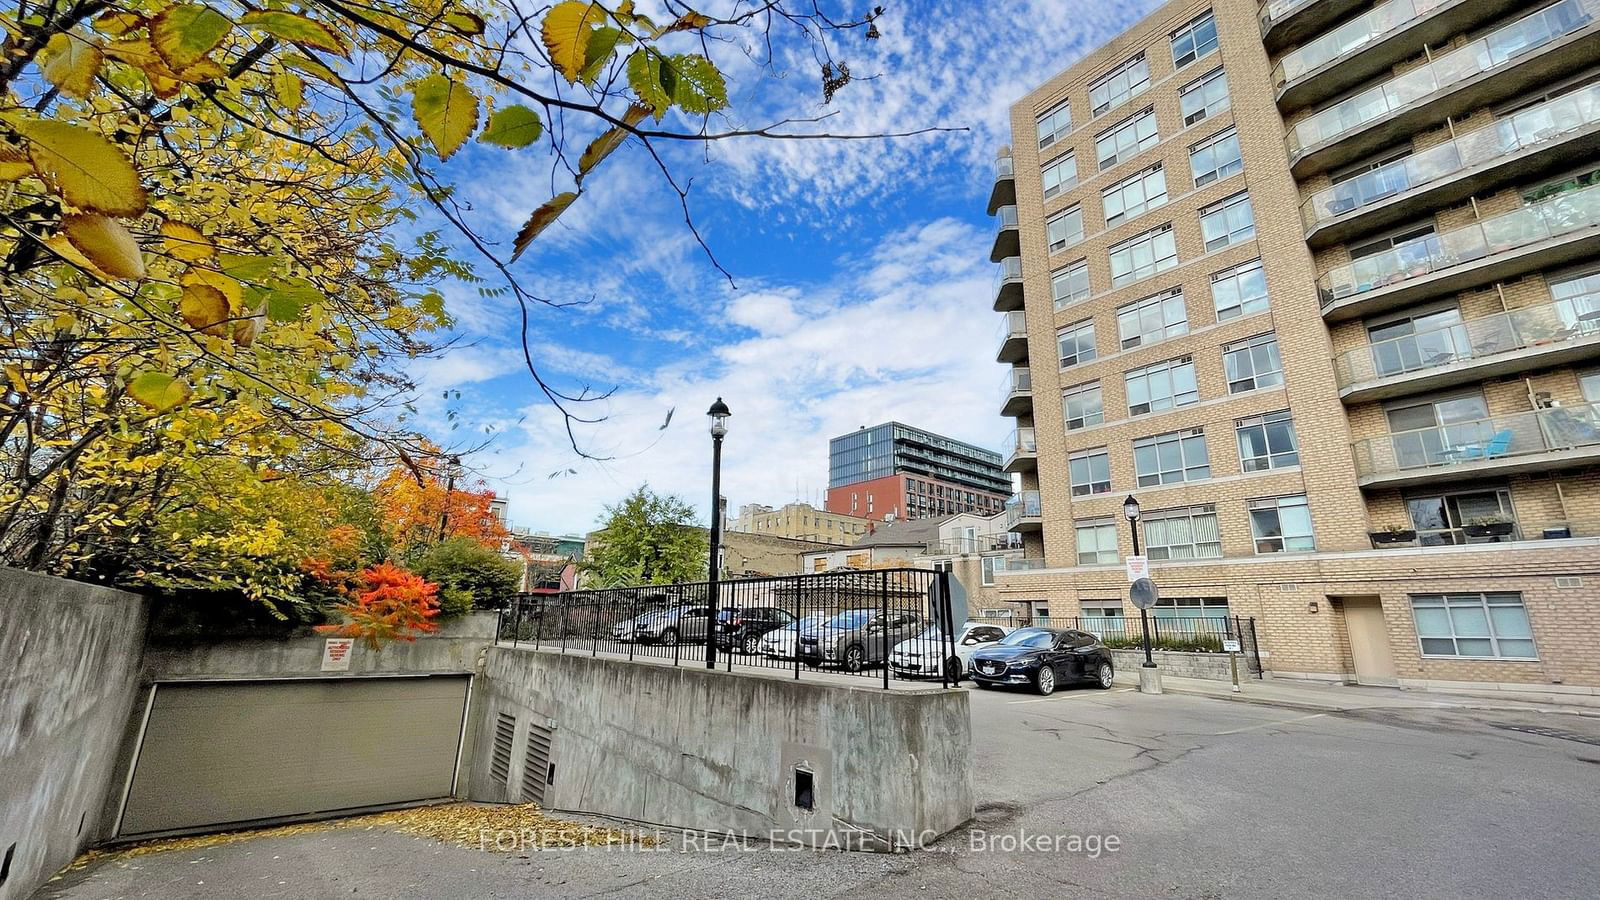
[
  {"left": 990, "top": 204, "right": 1020, "bottom": 262},
  {"left": 1318, "top": 182, "right": 1600, "bottom": 322},
  {"left": 1000, "top": 366, "right": 1033, "bottom": 417},
  {"left": 1261, "top": 0, "right": 1369, "bottom": 53},
  {"left": 926, "top": 534, "right": 1023, "bottom": 556},
  {"left": 1274, "top": 0, "right": 1521, "bottom": 113},
  {"left": 988, "top": 152, "right": 1016, "bottom": 215},
  {"left": 995, "top": 310, "right": 1029, "bottom": 363},
  {"left": 1286, "top": 0, "right": 1600, "bottom": 178},
  {"left": 996, "top": 557, "right": 1047, "bottom": 575},
  {"left": 993, "top": 256, "right": 1024, "bottom": 312},
  {"left": 1005, "top": 490, "right": 1043, "bottom": 533},
  {"left": 1302, "top": 83, "right": 1600, "bottom": 249},
  {"left": 1004, "top": 427, "right": 1038, "bottom": 474},
  {"left": 1351, "top": 403, "right": 1600, "bottom": 487},
  {"left": 1333, "top": 299, "right": 1600, "bottom": 402}
]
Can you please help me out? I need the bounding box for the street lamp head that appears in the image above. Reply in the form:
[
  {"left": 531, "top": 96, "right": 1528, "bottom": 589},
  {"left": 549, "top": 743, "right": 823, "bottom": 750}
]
[
  {"left": 1122, "top": 494, "right": 1141, "bottom": 522},
  {"left": 707, "top": 397, "right": 731, "bottom": 437}
]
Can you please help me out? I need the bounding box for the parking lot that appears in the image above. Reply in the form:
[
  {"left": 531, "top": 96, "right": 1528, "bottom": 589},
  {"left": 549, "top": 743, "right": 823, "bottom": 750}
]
[{"left": 42, "top": 678, "right": 1600, "bottom": 900}]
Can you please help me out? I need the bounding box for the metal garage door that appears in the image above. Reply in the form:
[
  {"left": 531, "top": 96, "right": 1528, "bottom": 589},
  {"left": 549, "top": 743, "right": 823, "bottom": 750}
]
[{"left": 117, "top": 675, "right": 470, "bottom": 838}]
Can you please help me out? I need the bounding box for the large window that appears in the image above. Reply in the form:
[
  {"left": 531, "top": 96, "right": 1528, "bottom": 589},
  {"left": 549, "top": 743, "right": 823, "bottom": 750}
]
[
  {"left": 1406, "top": 487, "right": 1517, "bottom": 545},
  {"left": 1171, "top": 10, "right": 1218, "bottom": 69},
  {"left": 1411, "top": 592, "right": 1535, "bottom": 658},
  {"left": 1235, "top": 410, "right": 1299, "bottom": 472},
  {"left": 1248, "top": 495, "right": 1314, "bottom": 553},
  {"left": 1037, "top": 101, "right": 1072, "bottom": 149},
  {"left": 1102, "top": 165, "right": 1168, "bottom": 226},
  {"left": 1126, "top": 356, "right": 1198, "bottom": 415},
  {"left": 1190, "top": 127, "right": 1242, "bottom": 187},
  {"left": 1211, "top": 258, "right": 1268, "bottom": 321},
  {"left": 1199, "top": 191, "right": 1255, "bottom": 251},
  {"left": 1069, "top": 447, "right": 1111, "bottom": 496},
  {"left": 1058, "top": 320, "right": 1097, "bottom": 369},
  {"left": 1384, "top": 391, "right": 1490, "bottom": 470},
  {"left": 1179, "top": 67, "right": 1230, "bottom": 126},
  {"left": 1154, "top": 596, "right": 1229, "bottom": 618},
  {"left": 1117, "top": 289, "right": 1188, "bottom": 350},
  {"left": 1047, "top": 205, "right": 1084, "bottom": 252},
  {"left": 1089, "top": 53, "right": 1150, "bottom": 117},
  {"left": 1549, "top": 269, "right": 1600, "bottom": 330},
  {"left": 1223, "top": 332, "right": 1283, "bottom": 393},
  {"left": 1076, "top": 518, "right": 1120, "bottom": 565},
  {"left": 1366, "top": 306, "right": 1464, "bottom": 377},
  {"left": 1053, "top": 260, "right": 1091, "bottom": 308},
  {"left": 1042, "top": 153, "right": 1078, "bottom": 200},
  {"left": 1063, "top": 381, "right": 1105, "bottom": 431},
  {"left": 1134, "top": 428, "right": 1210, "bottom": 486},
  {"left": 1109, "top": 224, "right": 1178, "bottom": 286},
  {"left": 1096, "top": 107, "right": 1159, "bottom": 171},
  {"left": 1142, "top": 505, "right": 1222, "bottom": 560}
]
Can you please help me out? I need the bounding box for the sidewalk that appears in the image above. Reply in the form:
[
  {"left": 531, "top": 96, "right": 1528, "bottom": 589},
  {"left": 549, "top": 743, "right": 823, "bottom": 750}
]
[{"left": 1113, "top": 669, "right": 1600, "bottom": 717}]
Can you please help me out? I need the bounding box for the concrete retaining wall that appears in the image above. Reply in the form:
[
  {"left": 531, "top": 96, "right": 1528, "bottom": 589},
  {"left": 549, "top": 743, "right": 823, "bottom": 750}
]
[
  {"left": 469, "top": 648, "right": 973, "bottom": 850},
  {"left": 1111, "top": 649, "right": 1248, "bottom": 681},
  {"left": 0, "top": 569, "right": 148, "bottom": 900}
]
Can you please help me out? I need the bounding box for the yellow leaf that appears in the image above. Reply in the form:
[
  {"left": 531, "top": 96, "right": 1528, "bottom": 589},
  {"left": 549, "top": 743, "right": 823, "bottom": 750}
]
[
  {"left": 62, "top": 214, "right": 145, "bottom": 280},
  {"left": 182, "top": 268, "right": 243, "bottom": 309},
  {"left": 0, "top": 143, "right": 30, "bottom": 181},
  {"left": 151, "top": 4, "right": 233, "bottom": 72},
  {"left": 656, "top": 10, "right": 712, "bottom": 36},
  {"left": 21, "top": 119, "right": 147, "bottom": 216},
  {"left": 173, "top": 56, "right": 226, "bottom": 82},
  {"left": 542, "top": 2, "right": 602, "bottom": 84},
  {"left": 43, "top": 234, "right": 110, "bottom": 279},
  {"left": 239, "top": 10, "right": 348, "bottom": 56},
  {"left": 233, "top": 302, "right": 265, "bottom": 347},
  {"left": 272, "top": 70, "right": 304, "bottom": 110},
  {"left": 39, "top": 32, "right": 103, "bottom": 98},
  {"left": 511, "top": 191, "right": 577, "bottom": 260},
  {"left": 161, "top": 221, "right": 214, "bottom": 261},
  {"left": 180, "top": 283, "right": 229, "bottom": 336},
  {"left": 94, "top": 11, "right": 147, "bottom": 36},
  {"left": 409, "top": 74, "right": 479, "bottom": 160},
  {"left": 4, "top": 364, "right": 26, "bottom": 395},
  {"left": 443, "top": 11, "right": 486, "bottom": 36},
  {"left": 127, "top": 371, "right": 190, "bottom": 412},
  {"left": 577, "top": 103, "right": 648, "bottom": 178}
]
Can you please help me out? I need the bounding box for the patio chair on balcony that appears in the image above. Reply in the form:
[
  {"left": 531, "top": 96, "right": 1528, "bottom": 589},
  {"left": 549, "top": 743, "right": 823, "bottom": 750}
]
[{"left": 1443, "top": 429, "right": 1513, "bottom": 462}]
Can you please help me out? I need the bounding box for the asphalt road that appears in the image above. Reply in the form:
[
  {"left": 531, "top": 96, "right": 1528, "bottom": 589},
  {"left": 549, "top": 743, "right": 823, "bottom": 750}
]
[{"left": 41, "top": 684, "right": 1600, "bottom": 900}]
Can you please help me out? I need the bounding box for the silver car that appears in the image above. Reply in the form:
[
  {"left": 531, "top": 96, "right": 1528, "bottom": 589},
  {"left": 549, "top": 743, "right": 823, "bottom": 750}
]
[
  {"left": 614, "top": 605, "right": 714, "bottom": 645},
  {"left": 761, "top": 615, "right": 827, "bottom": 660},
  {"left": 797, "top": 609, "right": 927, "bottom": 672}
]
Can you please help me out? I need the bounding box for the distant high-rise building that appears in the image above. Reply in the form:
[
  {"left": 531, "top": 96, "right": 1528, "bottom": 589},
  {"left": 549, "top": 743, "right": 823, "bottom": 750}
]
[{"left": 824, "top": 423, "right": 1012, "bottom": 521}]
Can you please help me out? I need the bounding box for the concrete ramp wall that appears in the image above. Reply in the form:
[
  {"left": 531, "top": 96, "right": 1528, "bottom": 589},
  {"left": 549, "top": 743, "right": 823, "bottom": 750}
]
[{"left": 469, "top": 647, "right": 973, "bottom": 850}]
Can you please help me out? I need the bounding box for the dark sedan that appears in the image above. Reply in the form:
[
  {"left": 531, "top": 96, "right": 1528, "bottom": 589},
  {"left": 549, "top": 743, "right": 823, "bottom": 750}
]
[
  {"left": 968, "top": 627, "right": 1114, "bottom": 695},
  {"left": 715, "top": 606, "right": 795, "bottom": 654}
]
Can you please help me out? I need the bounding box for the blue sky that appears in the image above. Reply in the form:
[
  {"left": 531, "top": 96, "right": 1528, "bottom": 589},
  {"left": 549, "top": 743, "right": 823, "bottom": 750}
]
[{"left": 407, "top": 0, "right": 1159, "bottom": 535}]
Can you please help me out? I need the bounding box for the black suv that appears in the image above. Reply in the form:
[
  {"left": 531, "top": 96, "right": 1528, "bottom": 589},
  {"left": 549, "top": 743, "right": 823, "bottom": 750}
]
[{"left": 715, "top": 606, "right": 797, "bottom": 654}]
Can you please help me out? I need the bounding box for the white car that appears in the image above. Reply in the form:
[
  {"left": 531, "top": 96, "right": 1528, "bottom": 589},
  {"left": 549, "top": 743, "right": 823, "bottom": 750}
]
[
  {"left": 890, "top": 622, "right": 1013, "bottom": 681},
  {"left": 761, "top": 615, "right": 828, "bottom": 660}
]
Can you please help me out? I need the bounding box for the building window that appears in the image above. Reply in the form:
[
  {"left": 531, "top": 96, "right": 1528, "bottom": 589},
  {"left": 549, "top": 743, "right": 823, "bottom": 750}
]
[
  {"left": 1080, "top": 600, "right": 1124, "bottom": 618},
  {"left": 1179, "top": 67, "right": 1229, "bottom": 126},
  {"left": 1190, "top": 127, "right": 1242, "bottom": 187},
  {"left": 1069, "top": 447, "right": 1112, "bottom": 496},
  {"left": 1062, "top": 381, "right": 1105, "bottom": 431},
  {"left": 1154, "top": 596, "right": 1229, "bottom": 617},
  {"left": 1211, "top": 258, "right": 1268, "bottom": 321},
  {"left": 1076, "top": 518, "right": 1120, "bottom": 565},
  {"left": 1047, "top": 205, "right": 1084, "bottom": 252},
  {"left": 1117, "top": 288, "right": 1188, "bottom": 350},
  {"left": 981, "top": 555, "right": 1002, "bottom": 585},
  {"left": 1102, "top": 165, "right": 1168, "bottom": 226},
  {"left": 1548, "top": 268, "right": 1600, "bottom": 329},
  {"left": 1108, "top": 223, "right": 1178, "bottom": 286},
  {"left": 1125, "top": 356, "right": 1198, "bottom": 416},
  {"left": 1170, "top": 10, "right": 1218, "bottom": 69},
  {"left": 1142, "top": 504, "right": 1222, "bottom": 559},
  {"left": 1058, "top": 319, "right": 1097, "bottom": 369},
  {"left": 1052, "top": 259, "right": 1091, "bottom": 308},
  {"left": 1223, "top": 332, "right": 1283, "bottom": 393},
  {"left": 1134, "top": 428, "right": 1209, "bottom": 486},
  {"left": 1089, "top": 52, "right": 1150, "bottom": 117},
  {"left": 1405, "top": 487, "right": 1518, "bottom": 545},
  {"left": 1199, "top": 191, "right": 1255, "bottom": 251},
  {"left": 1411, "top": 593, "right": 1536, "bottom": 659},
  {"left": 1042, "top": 152, "right": 1077, "bottom": 200},
  {"left": 1235, "top": 410, "right": 1299, "bottom": 472},
  {"left": 1037, "top": 101, "right": 1072, "bottom": 149},
  {"left": 1248, "top": 494, "right": 1314, "bottom": 553},
  {"left": 1095, "top": 106, "right": 1158, "bottom": 171}
]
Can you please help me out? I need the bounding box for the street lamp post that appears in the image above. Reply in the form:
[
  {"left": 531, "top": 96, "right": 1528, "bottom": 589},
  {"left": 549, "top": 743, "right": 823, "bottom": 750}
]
[
  {"left": 1124, "top": 495, "right": 1155, "bottom": 670},
  {"left": 705, "top": 398, "right": 731, "bottom": 670}
]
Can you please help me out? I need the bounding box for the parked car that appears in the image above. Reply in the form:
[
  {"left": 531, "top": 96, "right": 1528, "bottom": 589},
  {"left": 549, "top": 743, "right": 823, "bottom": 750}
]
[
  {"left": 968, "top": 627, "right": 1115, "bottom": 695},
  {"left": 761, "top": 615, "right": 828, "bottom": 660},
  {"left": 889, "top": 622, "right": 1013, "bottom": 681},
  {"left": 612, "top": 605, "right": 720, "bottom": 645},
  {"left": 797, "top": 608, "right": 927, "bottom": 673},
  {"left": 716, "top": 606, "right": 796, "bottom": 654}
]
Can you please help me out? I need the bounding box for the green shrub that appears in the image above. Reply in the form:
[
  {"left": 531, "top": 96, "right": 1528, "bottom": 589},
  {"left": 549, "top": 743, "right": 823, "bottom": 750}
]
[
  {"left": 1101, "top": 634, "right": 1225, "bottom": 653},
  {"left": 410, "top": 537, "right": 522, "bottom": 617}
]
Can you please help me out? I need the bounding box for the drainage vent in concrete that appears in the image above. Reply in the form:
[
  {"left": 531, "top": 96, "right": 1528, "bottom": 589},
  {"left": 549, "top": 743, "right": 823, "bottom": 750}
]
[{"left": 793, "top": 768, "right": 815, "bottom": 811}]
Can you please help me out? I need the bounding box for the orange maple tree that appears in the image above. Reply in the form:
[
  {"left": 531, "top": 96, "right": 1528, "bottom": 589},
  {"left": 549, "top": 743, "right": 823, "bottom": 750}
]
[
  {"left": 371, "top": 448, "right": 509, "bottom": 556},
  {"left": 315, "top": 563, "right": 442, "bottom": 649}
]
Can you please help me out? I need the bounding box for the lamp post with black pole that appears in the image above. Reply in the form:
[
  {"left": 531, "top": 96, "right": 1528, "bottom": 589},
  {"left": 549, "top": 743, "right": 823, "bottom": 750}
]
[
  {"left": 705, "top": 399, "right": 731, "bottom": 670},
  {"left": 1123, "top": 495, "right": 1163, "bottom": 694}
]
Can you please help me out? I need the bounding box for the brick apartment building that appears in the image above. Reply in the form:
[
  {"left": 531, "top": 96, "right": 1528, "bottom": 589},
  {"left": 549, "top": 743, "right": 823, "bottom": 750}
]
[
  {"left": 824, "top": 422, "right": 1013, "bottom": 521},
  {"left": 990, "top": 0, "right": 1600, "bottom": 695}
]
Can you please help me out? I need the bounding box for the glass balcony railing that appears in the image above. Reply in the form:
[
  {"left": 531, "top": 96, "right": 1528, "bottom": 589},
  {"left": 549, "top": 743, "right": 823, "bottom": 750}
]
[
  {"left": 1318, "top": 181, "right": 1600, "bottom": 306},
  {"left": 1287, "top": 0, "right": 1599, "bottom": 155},
  {"left": 1262, "top": 0, "right": 1318, "bottom": 31},
  {"left": 1303, "top": 83, "right": 1600, "bottom": 229},
  {"left": 1351, "top": 403, "right": 1600, "bottom": 477},
  {"left": 995, "top": 154, "right": 1015, "bottom": 180},
  {"left": 1276, "top": 0, "right": 1451, "bottom": 86},
  {"left": 1007, "top": 427, "right": 1038, "bottom": 457},
  {"left": 928, "top": 534, "right": 1023, "bottom": 556},
  {"left": 998, "top": 557, "right": 1047, "bottom": 573},
  {"left": 1333, "top": 297, "right": 1600, "bottom": 387},
  {"left": 997, "top": 256, "right": 1023, "bottom": 282},
  {"left": 1000, "top": 366, "right": 1032, "bottom": 404},
  {"left": 995, "top": 204, "right": 1019, "bottom": 230},
  {"left": 996, "top": 310, "right": 1027, "bottom": 343},
  {"left": 1005, "top": 490, "right": 1043, "bottom": 528}
]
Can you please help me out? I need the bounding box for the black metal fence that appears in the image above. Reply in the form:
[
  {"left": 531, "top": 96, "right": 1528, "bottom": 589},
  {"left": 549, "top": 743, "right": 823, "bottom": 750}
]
[
  {"left": 968, "top": 614, "right": 1264, "bottom": 676},
  {"left": 495, "top": 568, "right": 962, "bottom": 689}
]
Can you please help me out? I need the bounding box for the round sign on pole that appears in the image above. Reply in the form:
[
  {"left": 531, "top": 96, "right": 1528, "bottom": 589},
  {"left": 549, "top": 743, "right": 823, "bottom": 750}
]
[{"left": 1130, "top": 577, "right": 1158, "bottom": 610}]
